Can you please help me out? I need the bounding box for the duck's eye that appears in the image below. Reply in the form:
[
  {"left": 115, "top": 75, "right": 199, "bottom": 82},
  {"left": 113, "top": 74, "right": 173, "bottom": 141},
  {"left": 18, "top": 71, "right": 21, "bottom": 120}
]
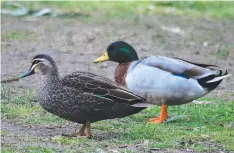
[{"left": 32, "top": 60, "right": 42, "bottom": 65}]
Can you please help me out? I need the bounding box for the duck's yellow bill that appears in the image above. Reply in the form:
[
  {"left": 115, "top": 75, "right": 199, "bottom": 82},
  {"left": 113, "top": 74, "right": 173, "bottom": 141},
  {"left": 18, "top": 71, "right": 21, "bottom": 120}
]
[{"left": 93, "top": 51, "right": 109, "bottom": 63}]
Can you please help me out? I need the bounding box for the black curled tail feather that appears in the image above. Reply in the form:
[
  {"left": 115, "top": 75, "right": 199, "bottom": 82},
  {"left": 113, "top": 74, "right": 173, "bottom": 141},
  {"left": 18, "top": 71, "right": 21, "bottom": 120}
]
[{"left": 197, "top": 70, "right": 229, "bottom": 92}]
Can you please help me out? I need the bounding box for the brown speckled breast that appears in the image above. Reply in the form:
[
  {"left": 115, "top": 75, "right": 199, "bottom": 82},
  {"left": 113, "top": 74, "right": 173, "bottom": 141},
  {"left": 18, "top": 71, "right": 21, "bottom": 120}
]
[{"left": 114, "top": 62, "right": 131, "bottom": 87}]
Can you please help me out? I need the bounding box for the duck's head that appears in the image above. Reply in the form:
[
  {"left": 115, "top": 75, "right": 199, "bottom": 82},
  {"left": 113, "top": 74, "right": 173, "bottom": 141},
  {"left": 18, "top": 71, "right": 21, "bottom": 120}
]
[
  {"left": 20, "top": 54, "right": 56, "bottom": 79},
  {"left": 94, "top": 41, "right": 139, "bottom": 64}
]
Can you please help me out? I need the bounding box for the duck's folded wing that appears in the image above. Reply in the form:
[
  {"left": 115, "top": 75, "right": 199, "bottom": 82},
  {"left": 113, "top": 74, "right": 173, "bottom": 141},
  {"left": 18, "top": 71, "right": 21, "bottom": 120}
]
[
  {"left": 61, "top": 71, "right": 149, "bottom": 107},
  {"left": 140, "top": 56, "right": 218, "bottom": 79}
]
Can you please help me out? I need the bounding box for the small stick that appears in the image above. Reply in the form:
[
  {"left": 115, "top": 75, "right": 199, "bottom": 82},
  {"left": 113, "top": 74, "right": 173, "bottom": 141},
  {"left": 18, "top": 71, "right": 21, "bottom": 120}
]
[{"left": 1, "top": 78, "right": 20, "bottom": 83}]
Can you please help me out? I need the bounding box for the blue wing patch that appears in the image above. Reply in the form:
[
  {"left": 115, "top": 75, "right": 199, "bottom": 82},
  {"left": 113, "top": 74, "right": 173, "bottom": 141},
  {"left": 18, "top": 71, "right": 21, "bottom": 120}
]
[{"left": 173, "top": 73, "right": 190, "bottom": 79}]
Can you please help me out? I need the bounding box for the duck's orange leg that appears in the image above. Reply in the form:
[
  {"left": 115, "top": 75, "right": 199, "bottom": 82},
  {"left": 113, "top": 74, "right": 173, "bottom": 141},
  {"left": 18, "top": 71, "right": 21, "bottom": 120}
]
[{"left": 148, "top": 104, "right": 168, "bottom": 124}]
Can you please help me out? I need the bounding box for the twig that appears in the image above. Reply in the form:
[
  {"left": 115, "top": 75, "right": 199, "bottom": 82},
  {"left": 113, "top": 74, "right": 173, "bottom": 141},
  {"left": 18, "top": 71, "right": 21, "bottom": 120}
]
[{"left": 1, "top": 78, "right": 20, "bottom": 83}]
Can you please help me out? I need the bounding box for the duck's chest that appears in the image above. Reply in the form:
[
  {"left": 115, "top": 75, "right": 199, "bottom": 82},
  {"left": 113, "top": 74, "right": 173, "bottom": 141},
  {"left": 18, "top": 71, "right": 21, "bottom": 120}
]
[
  {"left": 114, "top": 63, "right": 131, "bottom": 87},
  {"left": 37, "top": 83, "right": 61, "bottom": 110}
]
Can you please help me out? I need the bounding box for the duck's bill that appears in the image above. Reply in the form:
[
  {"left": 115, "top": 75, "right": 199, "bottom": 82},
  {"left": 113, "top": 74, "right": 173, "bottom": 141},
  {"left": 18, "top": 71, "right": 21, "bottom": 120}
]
[
  {"left": 1, "top": 70, "right": 34, "bottom": 83},
  {"left": 93, "top": 51, "right": 109, "bottom": 63},
  {"left": 1, "top": 68, "right": 35, "bottom": 83},
  {"left": 19, "top": 70, "right": 34, "bottom": 79}
]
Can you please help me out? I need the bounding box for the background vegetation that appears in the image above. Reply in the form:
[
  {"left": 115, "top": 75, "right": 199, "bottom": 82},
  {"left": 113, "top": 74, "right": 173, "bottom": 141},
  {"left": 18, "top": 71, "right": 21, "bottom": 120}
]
[{"left": 2, "top": 1, "right": 234, "bottom": 19}]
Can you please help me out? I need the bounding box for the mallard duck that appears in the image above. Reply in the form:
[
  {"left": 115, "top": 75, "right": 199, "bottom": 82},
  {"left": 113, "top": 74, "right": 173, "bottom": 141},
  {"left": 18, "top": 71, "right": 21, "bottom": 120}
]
[
  {"left": 6, "top": 54, "right": 149, "bottom": 138},
  {"left": 94, "top": 41, "right": 231, "bottom": 124}
]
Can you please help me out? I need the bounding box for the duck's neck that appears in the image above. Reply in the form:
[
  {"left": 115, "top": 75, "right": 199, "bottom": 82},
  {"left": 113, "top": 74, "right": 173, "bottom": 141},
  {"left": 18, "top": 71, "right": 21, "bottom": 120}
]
[
  {"left": 42, "top": 67, "right": 60, "bottom": 89},
  {"left": 114, "top": 62, "right": 131, "bottom": 87}
]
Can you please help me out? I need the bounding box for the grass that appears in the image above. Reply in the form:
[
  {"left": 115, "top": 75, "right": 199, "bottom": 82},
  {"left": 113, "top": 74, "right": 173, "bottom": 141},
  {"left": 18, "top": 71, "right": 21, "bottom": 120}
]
[
  {"left": 2, "top": 1, "right": 234, "bottom": 20},
  {"left": 1, "top": 144, "right": 56, "bottom": 153},
  {"left": 154, "top": 1, "right": 234, "bottom": 19},
  {"left": 1, "top": 89, "right": 66, "bottom": 125},
  {"left": 216, "top": 48, "right": 231, "bottom": 58},
  {"left": 1, "top": 88, "right": 234, "bottom": 152}
]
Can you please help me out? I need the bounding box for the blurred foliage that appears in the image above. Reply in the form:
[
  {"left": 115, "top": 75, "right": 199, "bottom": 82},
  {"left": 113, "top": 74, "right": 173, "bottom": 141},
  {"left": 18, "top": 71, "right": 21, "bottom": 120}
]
[
  {"left": 155, "top": 1, "right": 234, "bottom": 19},
  {"left": 2, "top": 1, "right": 234, "bottom": 19}
]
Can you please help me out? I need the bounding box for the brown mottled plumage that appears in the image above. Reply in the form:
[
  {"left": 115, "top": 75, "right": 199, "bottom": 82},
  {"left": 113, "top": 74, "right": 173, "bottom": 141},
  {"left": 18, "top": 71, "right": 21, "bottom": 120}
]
[{"left": 13, "top": 54, "right": 148, "bottom": 138}]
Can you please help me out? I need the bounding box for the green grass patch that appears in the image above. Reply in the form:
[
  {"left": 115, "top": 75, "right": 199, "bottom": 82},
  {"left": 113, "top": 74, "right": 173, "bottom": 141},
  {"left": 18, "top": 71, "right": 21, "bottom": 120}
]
[
  {"left": 154, "top": 1, "right": 234, "bottom": 19},
  {"left": 22, "top": 146, "right": 56, "bottom": 153},
  {"left": 1, "top": 144, "right": 56, "bottom": 153},
  {"left": 1, "top": 89, "right": 66, "bottom": 125},
  {"left": 1, "top": 102, "right": 65, "bottom": 125},
  {"left": 2, "top": 1, "right": 234, "bottom": 19},
  {"left": 216, "top": 48, "right": 231, "bottom": 58},
  {"left": 1, "top": 144, "right": 17, "bottom": 153},
  {"left": 1, "top": 89, "right": 234, "bottom": 151}
]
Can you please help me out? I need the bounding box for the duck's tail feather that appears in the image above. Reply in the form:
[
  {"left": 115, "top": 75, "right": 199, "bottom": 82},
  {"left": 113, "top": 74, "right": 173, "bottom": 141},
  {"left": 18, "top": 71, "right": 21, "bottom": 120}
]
[
  {"left": 206, "top": 71, "right": 231, "bottom": 83},
  {"left": 197, "top": 70, "right": 231, "bottom": 91}
]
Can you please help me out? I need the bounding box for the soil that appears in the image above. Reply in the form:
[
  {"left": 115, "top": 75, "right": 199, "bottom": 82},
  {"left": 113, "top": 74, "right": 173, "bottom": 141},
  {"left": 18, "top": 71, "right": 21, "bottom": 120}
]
[{"left": 1, "top": 15, "right": 234, "bottom": 153}]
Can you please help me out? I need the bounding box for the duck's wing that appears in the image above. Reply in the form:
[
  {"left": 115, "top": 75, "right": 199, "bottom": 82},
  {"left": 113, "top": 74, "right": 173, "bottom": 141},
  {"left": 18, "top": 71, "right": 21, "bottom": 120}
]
[
  {"left": 172, "top": 57, "right": 218, "bottom": 68},
  {"left": 61, "top": 71, "right": 150, "bottom": 107},
  {"left": 140, "top": 56, "right": 230, "bottom": 91},
  {"left": 140, "top": 56, "right": 219, "bottom": 79}
]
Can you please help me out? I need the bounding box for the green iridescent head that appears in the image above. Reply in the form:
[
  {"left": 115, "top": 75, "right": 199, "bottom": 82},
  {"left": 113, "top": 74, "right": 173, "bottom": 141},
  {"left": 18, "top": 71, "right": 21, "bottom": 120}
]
[{"left": 94, "top": 41, "right": 139, "bottom": 64}]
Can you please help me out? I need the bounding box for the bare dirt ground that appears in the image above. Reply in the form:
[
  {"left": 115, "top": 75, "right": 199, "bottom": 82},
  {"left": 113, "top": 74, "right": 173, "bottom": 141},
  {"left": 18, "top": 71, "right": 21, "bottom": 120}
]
[{"left": 1, "top": 15, "right": 234, "bottom": 152}]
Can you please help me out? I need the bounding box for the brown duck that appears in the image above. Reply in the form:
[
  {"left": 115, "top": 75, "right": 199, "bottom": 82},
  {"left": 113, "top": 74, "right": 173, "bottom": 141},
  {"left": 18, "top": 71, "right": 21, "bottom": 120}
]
[{"left": 2, "top": 54, "right": 150, "bottom": 138}]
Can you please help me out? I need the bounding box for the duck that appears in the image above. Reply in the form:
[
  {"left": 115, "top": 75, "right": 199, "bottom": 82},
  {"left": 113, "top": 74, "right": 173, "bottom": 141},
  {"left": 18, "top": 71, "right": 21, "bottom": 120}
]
[
  {"left": 4, "top": 54, "right": 150, "bottom": 138},
  {"left": 94, "top": 41, "right": 231, "bottom": 124}
]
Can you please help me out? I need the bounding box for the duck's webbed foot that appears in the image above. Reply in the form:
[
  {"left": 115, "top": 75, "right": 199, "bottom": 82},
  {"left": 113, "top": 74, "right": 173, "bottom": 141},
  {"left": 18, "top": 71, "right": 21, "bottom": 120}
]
[
  {"left": 148, "top": 104, "right": 168, "bottom": 124},
  {"left": 62, "top": 121, "right": 92, "bottom": 138},
  {"left": 62, "top": 124, "right": 86, "bottom": 137}
]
